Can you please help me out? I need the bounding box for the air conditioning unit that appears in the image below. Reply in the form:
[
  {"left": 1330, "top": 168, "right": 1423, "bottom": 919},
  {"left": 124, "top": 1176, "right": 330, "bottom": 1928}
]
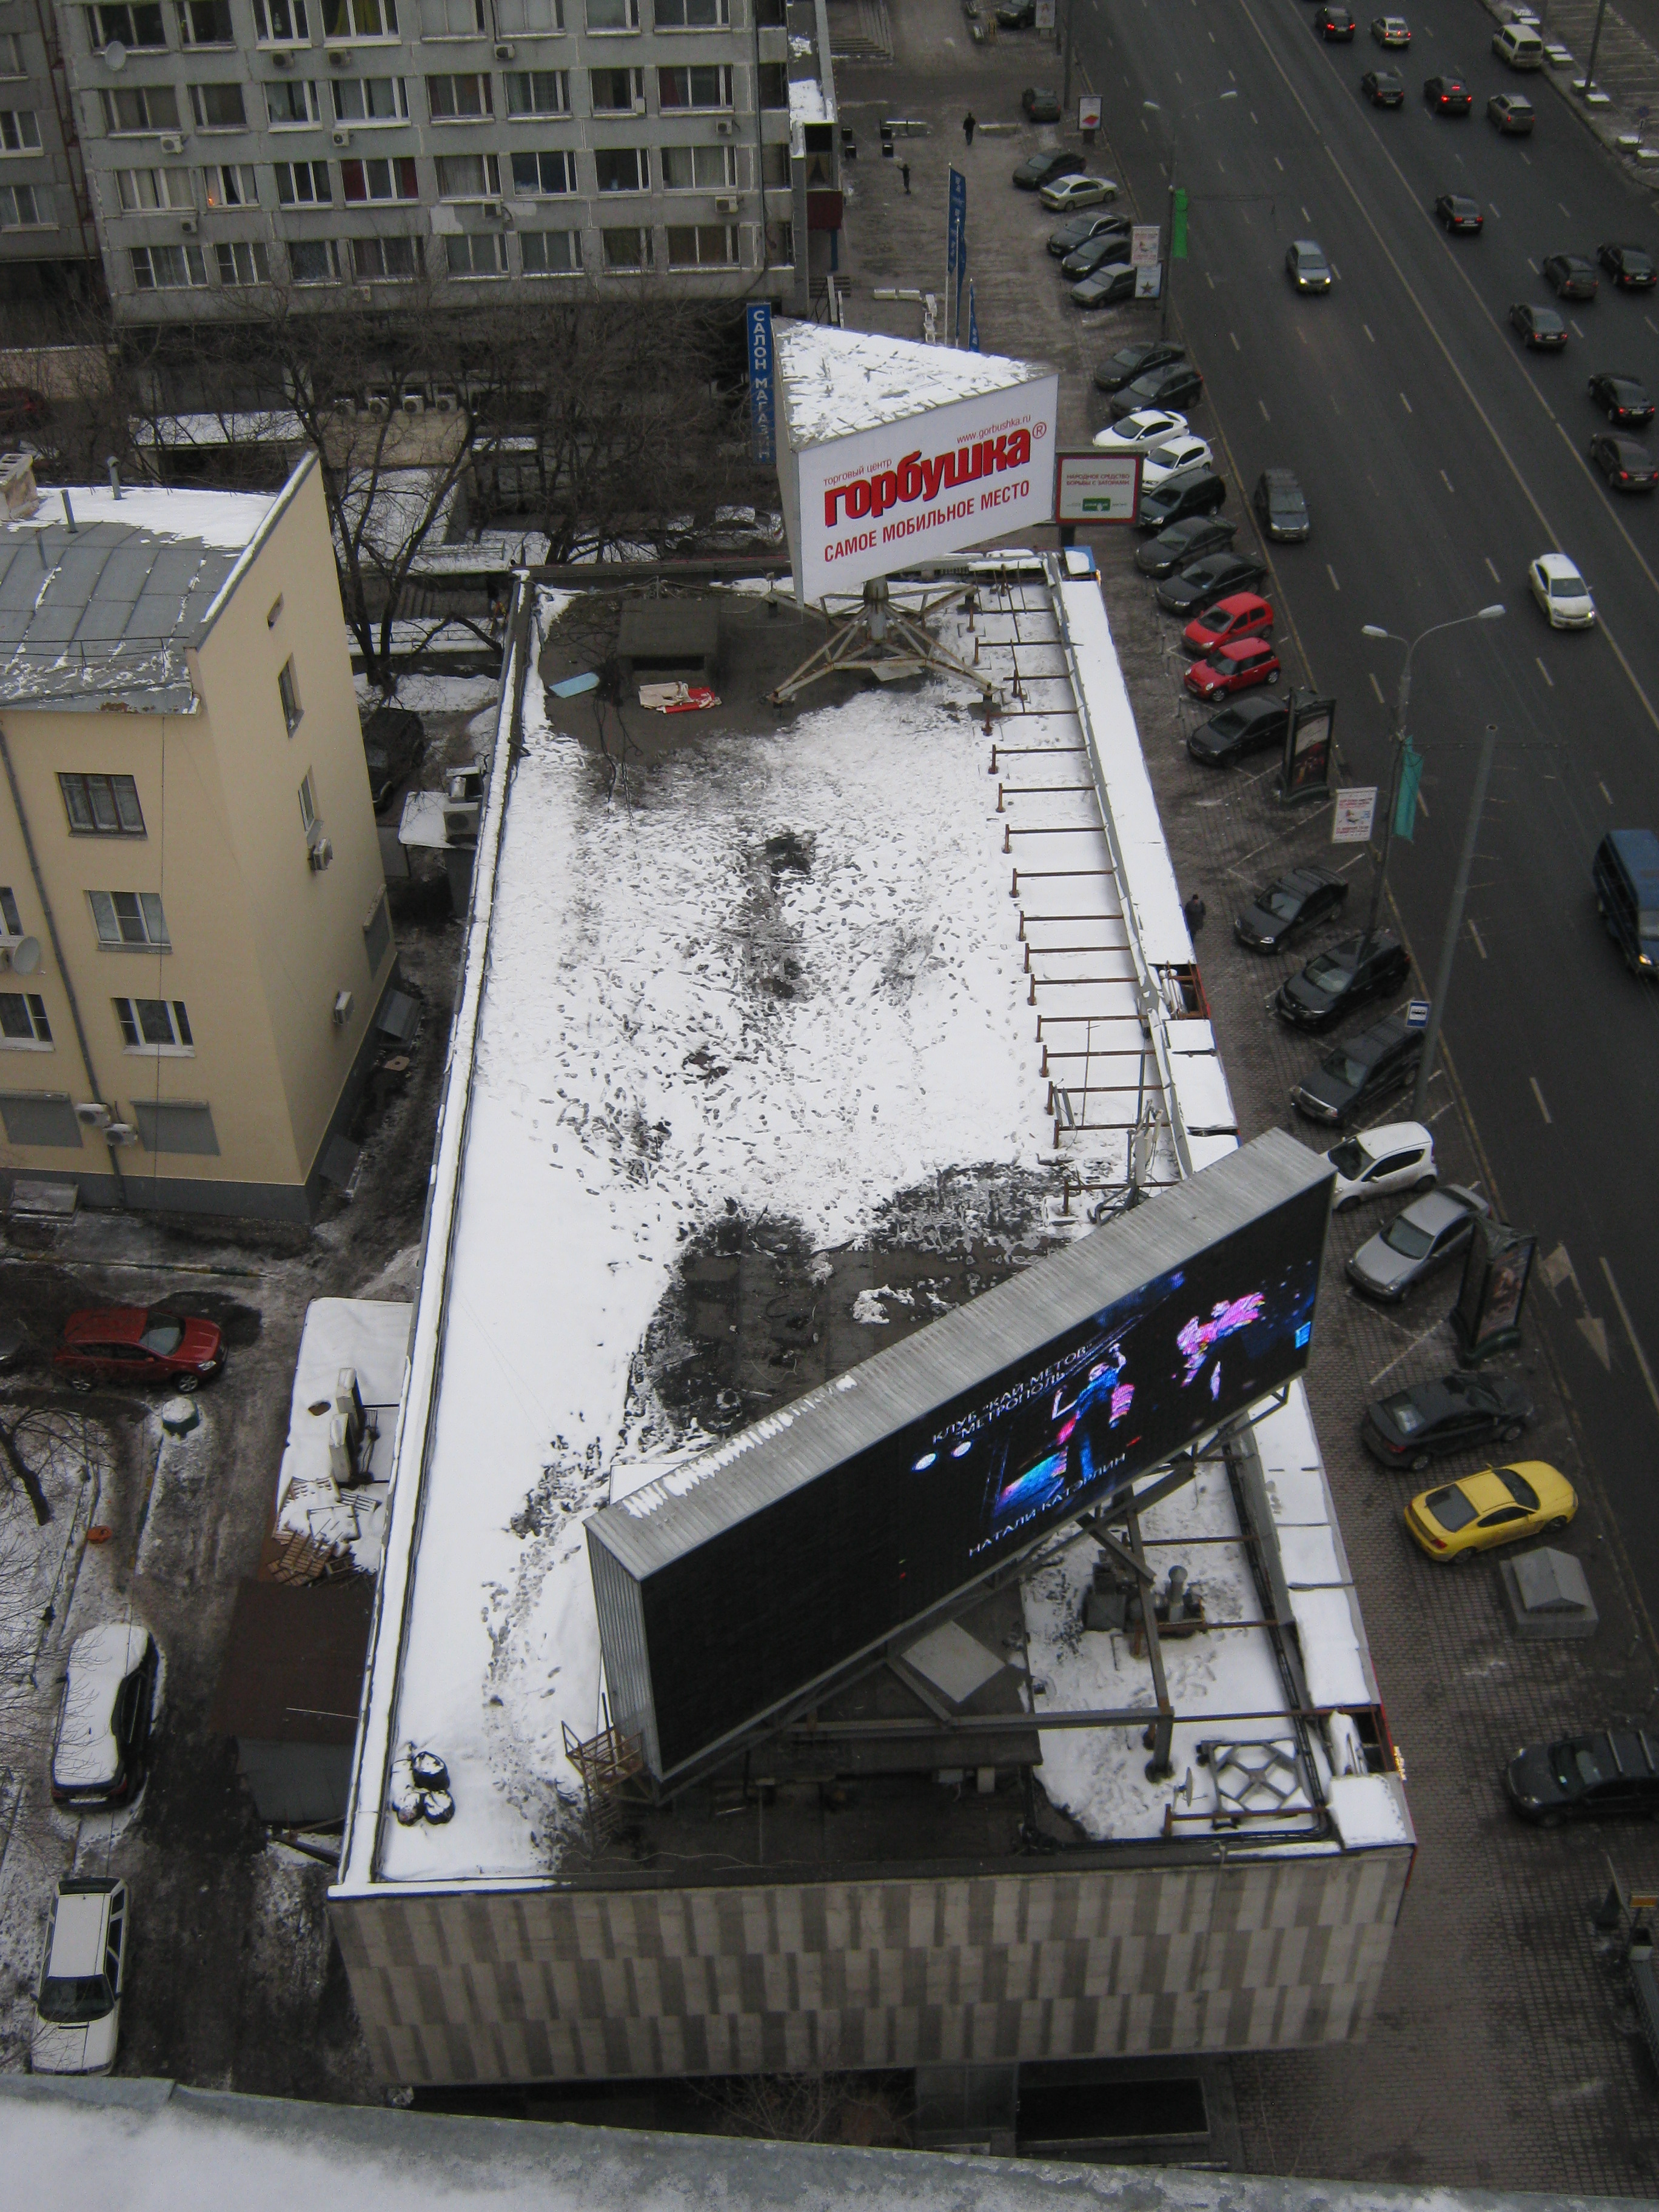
[
  {"left": 366, "top": 394, "right": 390, "bottom": 417},
  {"left": 715, "top": 194, "right": 739, "bottom": 214},
  {"left": 308, "top": 834, "right": 335, "bottom": 873},
  {"left": 0, "top": 933, "right": 41, "bottom": 974},
  {"left": 105, "top": 1123, "right": 139, "bottom": 1147},
  {"left": 335, "top": 395, "right": 357, "bottom": 417},
  {"left": 432, "top": 388, "right": 459, "bottom": 413},
  {"left": 332, "top": 126, "right": 351, "bottom": 147},
  {"left": 443, "top": 803, "right": 479, "bottom": 840},
  {"left": 494, "top": 39, "right": 514, "bottom": 58},
  {"left": 715, "top": 118, "right": 737, "bottom": 137},
  {"left": 74, "top": 1102, "right": 113, "bottom": 1130},
  {"left": 480, "top": 201, "right": 503, "bottom": 221},
  {"left": 179, "top": 213, "right": 198, "bottom": 234},
  {"left": 401, "top": 391, "right": 424, "bottom": 415},
  {"left": 159, "top": 133, "right": 185, "bottom": 153},
  {"left": 328, "top": 45, "right": 349, "bottom": 62},
  {"left": 271, "top": 48, "right": 293, "bottom": 66},
  {"left": 332, "top": 988, "right": 354, "bottom": 1025}
]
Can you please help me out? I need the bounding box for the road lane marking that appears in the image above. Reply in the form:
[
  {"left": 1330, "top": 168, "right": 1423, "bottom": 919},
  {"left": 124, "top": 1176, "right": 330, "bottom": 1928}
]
[
  {"left": 1520, "top": 149, "right": 1531, "bottom": 164},
  {"left": 1250, "top": 109, "right": 1259, "bottom": 122},
  {"left": 1298, "top": 325, "right": 1309, "bottom": 343},
  {"left": 1370, "top": 671, "right": 1385, "bottom": 702},
  {"left": 1230, "top": 329, "right": 1240, "bottom": 348},
  {"left": 1468, "top": 917, "right": 1487, "bottom": 959},
  {"left": 1275, "top": 154, "right": 1284, "bottom": 169},
  {"left": 1399, "top": 390, "right": 1412, "bottom": 412},
  {"left": 1327, "top": 563, "right": 1341, "bottom": 590},
  {"left": 1559, "top": 201, "right": 1570, "bottom": 217},
  {"left": 1537, "top": 657, "right": 1554, "bottom": 686},
  {"left": 1205, "top": 270, "right": 1215, "bottom": 287},
  {"left": 1647, "top": 316, "right": 1659, "bottom": 337},
  {"left": 1362, "top": 321, "right": 1375, "bottom": 341},
  {"left": 1418, "top": 789, "right": 1429, "bottom": 820},
  {"left": 1489, "top": 201, "right": 1500, "bottom": 216},
  {"left": 1259, "top": 398, "right": 1270, "bottom": 419},
  {"left": 1600, "top": 779, "right": 1614, "bottom": 802},
  {"left": 1529, "top": 1076, "right": 1552, "bottom": 1124},
  {"left": 1440, "top": 469, "right": 1454, "bottom": 492},
  {"left": 1486, "top": 556, "right": 1501, "bottom": 581},
  {"left": 1527, "top": 256, "right": 1538, "bottom": 273},
  {"left": 1571, "top": 319, "right": 1585, "bottom": 338},
  {"left": 1602, "top": 1256, "right": 1659, "bottom": 1421},
  {"left": 1302, "top": 204, "right": 1311, "bottom": 221}
]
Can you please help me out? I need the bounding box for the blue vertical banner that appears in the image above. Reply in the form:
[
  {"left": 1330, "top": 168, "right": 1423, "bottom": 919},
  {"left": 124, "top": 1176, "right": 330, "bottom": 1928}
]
[
  {"left": 746, "top": 301, "right": 776, "bottom": 467},
  {"left": 968, "top": 280, "right": 980, "bottom": 352},
  {"left": 1393, "top": 737, "right": 1424, "bottom": 840},
  {"left": 947, "top": 166, "right": 967, "bottom": 342}
]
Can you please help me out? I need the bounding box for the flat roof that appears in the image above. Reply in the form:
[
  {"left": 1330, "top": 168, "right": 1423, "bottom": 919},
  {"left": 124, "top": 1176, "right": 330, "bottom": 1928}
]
[
  {"left": 340, "top": 562, "right": 1400, "bottom": 1894},
  {"left": 774, "top": 322, "right": 1054, "bottom": 450}
]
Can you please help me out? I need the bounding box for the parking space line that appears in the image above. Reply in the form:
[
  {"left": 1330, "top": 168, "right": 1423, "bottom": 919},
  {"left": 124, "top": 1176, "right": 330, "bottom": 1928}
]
[
  {"left": 1602, "top": 1256, "right": 1659, "bottom": 1421},
  {"left": 1537, "top": 657, "right": 1554, "bottom": 686},
  {"left": 1529, "top": 1076, "right": 1552, "bottom": 1124},
  {"left": 1367, "top": 1315, "right": 1453, "bottom": 1391},
  {"left": 1467, "top": 917, "right": 1487, "bottom": 959}
]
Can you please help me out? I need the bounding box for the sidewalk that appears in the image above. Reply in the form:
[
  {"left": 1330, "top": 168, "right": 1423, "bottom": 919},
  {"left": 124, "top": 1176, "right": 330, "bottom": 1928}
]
[{"left": 1480, "top": 0, "right": 1659, "bottom": 181}]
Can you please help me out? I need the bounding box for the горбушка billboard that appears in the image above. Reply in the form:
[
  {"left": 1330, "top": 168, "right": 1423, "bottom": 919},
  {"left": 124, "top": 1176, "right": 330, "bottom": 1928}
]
[{"left": 587, "top": 1133, "right": 1333, "bottom": 1784}]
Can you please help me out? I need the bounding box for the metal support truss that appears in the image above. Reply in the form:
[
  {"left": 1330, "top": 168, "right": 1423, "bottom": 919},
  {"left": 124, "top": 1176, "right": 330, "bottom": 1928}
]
[{"left": 769, "top": 577, "right": 1003, "bottom": 707}]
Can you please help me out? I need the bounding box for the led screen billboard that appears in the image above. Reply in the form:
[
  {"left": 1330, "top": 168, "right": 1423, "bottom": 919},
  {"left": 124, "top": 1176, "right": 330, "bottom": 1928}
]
[{"left": 588, "top": 1134, "right": 1332, "bottom": 1783}]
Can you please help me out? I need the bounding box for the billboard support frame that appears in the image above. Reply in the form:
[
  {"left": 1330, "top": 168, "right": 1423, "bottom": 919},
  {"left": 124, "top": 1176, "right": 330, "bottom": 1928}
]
[{"left": 768, "top": 573, "right": 1002, "bottom": 708}]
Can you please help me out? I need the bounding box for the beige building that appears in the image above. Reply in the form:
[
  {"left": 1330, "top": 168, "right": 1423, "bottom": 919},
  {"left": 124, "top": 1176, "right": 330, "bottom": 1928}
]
[{"left": 0, "top": 449, "right": 396, "bottom": 1218}]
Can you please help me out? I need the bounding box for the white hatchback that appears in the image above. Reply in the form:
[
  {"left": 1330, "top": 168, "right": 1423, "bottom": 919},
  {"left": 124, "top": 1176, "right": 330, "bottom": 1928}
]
[
  {"left": 1325, "top": 1121, "right": 1436, "bottom": 1210},
  {"left": 32, "top": 1877, "right": 128, "bottom": 2074},
  {"left": 1141, "top": 435, "right": 1213, "bottom": 488},
  {"left": 1093, "top": 407, "right": 1188, "bottom": 453},
  {"left": 1529, "top": 551, "right": 1596, "bottom": 629}
]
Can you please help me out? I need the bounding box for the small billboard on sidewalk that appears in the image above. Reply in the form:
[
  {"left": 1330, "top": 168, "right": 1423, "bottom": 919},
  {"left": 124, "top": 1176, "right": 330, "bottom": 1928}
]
[{"left": 1056, "top": 449, "right": 1140, "bottom": 525}]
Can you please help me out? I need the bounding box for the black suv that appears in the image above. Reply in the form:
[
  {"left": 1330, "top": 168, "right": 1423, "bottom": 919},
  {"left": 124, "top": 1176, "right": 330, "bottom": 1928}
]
[
  {"left": 1234, "top": 865, "right": 1347, "bottom": 951},
  {"left": 1292, "top": 1010, "right": 1422, "bottom": 1124},
  {"left": 1252, "top": 469, "right": 1309, "bottom": 540},
  {"left": 1112, "top": 361, "right": 1205, "bottom": 417},
  {"left": 1135, "top": 512, "right": 1236, "bottom": 579},
  {"left": 1275, "top": 930, "right": 1409, "bottom": 1031},
  {"left": 1138, "top": 470, "right": 1227, "bottom": 531}
]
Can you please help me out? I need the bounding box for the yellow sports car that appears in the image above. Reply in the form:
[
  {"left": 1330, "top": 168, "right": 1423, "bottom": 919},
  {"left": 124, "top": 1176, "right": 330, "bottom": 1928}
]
[{"left": 1404, "top": 1461, "right": 1577, "bottom": 1561}]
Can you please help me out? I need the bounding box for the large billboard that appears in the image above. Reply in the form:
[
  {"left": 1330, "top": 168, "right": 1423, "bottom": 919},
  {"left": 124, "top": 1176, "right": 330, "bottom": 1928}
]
[{"left": 589, "top": 1135, "right": 1333, "bottom": 1784}]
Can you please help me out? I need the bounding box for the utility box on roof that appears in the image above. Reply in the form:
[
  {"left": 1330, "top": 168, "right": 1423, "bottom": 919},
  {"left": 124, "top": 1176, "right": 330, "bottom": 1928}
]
[{"left": 615, "top": 605, "right": 722, "bottom": 690}]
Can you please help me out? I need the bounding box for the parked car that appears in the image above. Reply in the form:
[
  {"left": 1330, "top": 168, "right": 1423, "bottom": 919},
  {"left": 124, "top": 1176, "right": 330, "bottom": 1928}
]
[
  {"left": 1135, "top": 512, "right": 1236, "bottom": 578},
  {"left": 1184, "top": 636, "right": 1281, "bottom": 701},
  {"left": 1138, "top": 469, "right": 1228, "bottom": 531},
  {"left": 1424, "top": 72, "right": 1473, "bottom": 112},
  {"left": 361, "top": 704, "right": 424, "bottom": 812},
  {"left": 1042, "top": 173, "right": 1118, "bottom": 212},
  {"left": 1528, "top": 550, "right": 1595, "bottom": 627},
  {"left": 1371, "top": 13, "right": 1410, "bottom": 42},
  {"left": 998, "top": 0, "right": 1036, "bottom": 24},
  {"left": 1071, "top": 261, "right": 1138, "bottom": 308},
  {"left": 1094, "top": 406, "right": 1188, "bottom": 454},
  {"left": 1587, "top": 371, "right": 1654, "bottom": 427},
  {"left": 1156, "top": 548, "right": 1267, "bottom": 615},
  {"left": 1051, "top": 210, "right": 1129, "bottom": 258},
  {"left": 1021, "top": 83, "right": 1060, "bottom": 118},
  {"left": 1292, "top": 1010, "right": 1422, "bottom": 1124},
  {"left": 1285, "top": 239, "right": 1333, "bottom": 291},
  {"left": 1326, "top": 1119, "right": 1435, "bottom": 1208},
  {"left": 1112, "top": 360, "right": 1205, "bottom": 417},
  {"left": 1014, "top": 149, "right": 1086, "bottom": 190},
  {"left": 1183, "top": 592, "right": 1273, "bottom": 654},
  {"left": 1252, "top": 468, "right": 1310, "bottom": 540},
  {"left": 1063, "top": 230, "right": 1136, "bottom": 280},
  {"left": 1597, "top": 242, "right": 1656, "bottom": 290},
  {"left": 1346, "top": 1184, "right": 1490, "bottom": 1300},
  {"left": 1096, "top": 339, "right": 1188, "bottom": 393},
  {"left": 1362, "top": 1369, "right": 1533, "bottom": 1470},
  {"left": 1142, "top": 435, "right": 1212, "bottom": 488},
  {"left": 32, "top": 1878, "right": 129, "bottom": 2076},
  {"left": 1510, "top": 301, "right": 1567, "bottom": 349},
  {"left": 50, "top": 1623, "right": 161, "bottom": 1811},
  {"left": 1487, "top": 91, "right": 1535, "bottom": 132},
  {"left": 1274, "top": 929, "right": 1409, "bottom": 1033},
  {"left": 1504, "top": 1731, "right": 1659, "bottom": 1826},
  {"left": 1316, "top": 3, "right": 1357, "bottom": 36},
  {"left": 1362, "top": 67, "right": 1406, "bottom": 104},
  {"left": 1404, "top": 1461, "right": 1576, "bottom": 1561},
  {"left": 1188, "top": 692, "right": 1289, "bottom": 767},
  {"left": 1435, "top": 192, "right": 1483, "bottom": 234},
  {"left": 1543, "top": 252, "right": 1597, "bottom": 300},
  {"left": 55, "top": 1306, "right": 225, "bottom": 1392},
  {"left": 1589, "top": 432, "right": 1659, "bottom": 491},
  {"left": 1234, "top": 863, "right": 1347, "bottom": 948}
]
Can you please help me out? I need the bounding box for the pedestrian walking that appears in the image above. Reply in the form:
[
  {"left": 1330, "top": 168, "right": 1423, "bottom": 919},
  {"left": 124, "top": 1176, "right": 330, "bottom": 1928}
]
[
  {"left": 900, "top": 158, "right": 911, "bottom": 193},
  {"left": 1182, "top": 893, "right": 1206, "bottom": 940},
  {"left": 962, "top": 111, "right": 976, "bottom": 146}
]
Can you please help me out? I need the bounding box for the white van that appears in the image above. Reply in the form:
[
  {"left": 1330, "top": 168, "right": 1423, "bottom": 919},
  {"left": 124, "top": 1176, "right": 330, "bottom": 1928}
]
[{"left": 1492, "top": 22, "right": 1546, "bottom": 67}]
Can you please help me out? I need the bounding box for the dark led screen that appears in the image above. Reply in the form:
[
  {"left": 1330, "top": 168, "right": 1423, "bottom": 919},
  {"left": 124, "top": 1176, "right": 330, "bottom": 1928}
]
[{"left": 631, "top": 1176, "right": 1329, "bottom": 1778}]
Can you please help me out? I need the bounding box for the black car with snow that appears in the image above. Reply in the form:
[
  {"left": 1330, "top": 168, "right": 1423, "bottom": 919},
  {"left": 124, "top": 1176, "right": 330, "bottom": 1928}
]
[
  {"left": 1362, "top": 1369, "right": 1534, "bottom": 1468},
  {"left": 50, "top": 1623, "right": 161, "bottom": 1811}
]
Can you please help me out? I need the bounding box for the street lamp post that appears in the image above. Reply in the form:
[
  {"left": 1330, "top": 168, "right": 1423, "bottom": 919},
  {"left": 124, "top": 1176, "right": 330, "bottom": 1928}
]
[
  {"left": 1410, "top": 723, "right": 1498, "bottom": 1121},
  {"left": 1142, "top": 92, "right": 1236, "bottom": 343}
]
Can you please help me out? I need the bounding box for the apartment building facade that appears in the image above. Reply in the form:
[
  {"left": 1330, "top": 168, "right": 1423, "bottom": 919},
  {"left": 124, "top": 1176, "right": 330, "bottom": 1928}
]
[
  {"left": 47, "top": 0, "right": 837, "bottom": 324},
  {"left": 0, "top": 0, "right": 99, "bottom": 307},
  {"left": 0, "top": 451, "right": 397, "bottom": 1217}
]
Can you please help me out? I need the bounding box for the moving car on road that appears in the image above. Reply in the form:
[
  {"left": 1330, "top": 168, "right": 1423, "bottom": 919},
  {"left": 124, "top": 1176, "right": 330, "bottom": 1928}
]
[
  {"left": 1371, "top": 13, "right": 1410, "bottom": 42},
  {"left": 1424, "top": 72, "right": 1473, "bottom": 112},
  {"left": 1285, "top": 239, "right": 1333, "bottom": 290},
  {"left": 1594, "top": 828, "right": 1659, "bottom": 976},
  {"left": 1013, "top": 149, "right": 1085, "bottom": 190},
  {"left": 1253, "top": 468, "right": 1310, "bottom": 539},
  {"left": 1435, "top": 192, "right": 1483, "bottom": 233},
  {"left": 32, "top": 1879, "right": 129, "bottom": 2076},
  {"left": 1274, "top": 929, "right": 1409, "bottom": 1033},
  {"left": 1042, "top": 173, "right": 1118, "bottom": 212},
  {"left": 1136, "top": 512, "right": 1236, "bottom": 578},
  {"left": 1510, "top": 301, "right": 1567, "bottom": 349},
  {"left": 1292, "top": 1010, "right": 1422, "bottom": 1125},
  {"left": 1587, "top": 371, "right": 1654, "bottom": 426},
  {"left": 1112, "top": 360, "right": 1205, "bottom": 416},
  {"left": 1138, "top": 469, "right": 1228, "bottom": 531},
  {"left": 1326, "top": 1119, "right": 1435, "bottom": 1208},
  {"left": 1528, "top": 550, "right": 1595, "bottom": 627},
  {"left": 1346, "top": 1184, "right": 1489, "bottom": 1301},
  {"left": 1589, "top": 432, "right": 1659, "bottom": 491},
  {"left": 1543, "top": 252, "right": 1597, "bottom": 300},
  {"left": 1404, "top": 1461, "right": 1576, "bottom": 1561},
  {"left": 50, "top": 1622, "right": 162, "bottom": 1811},
  {"left": 1316, "top": 3, "right": 1356, "bottom": 38},
  {"left": 1156, "top": 546, "right": 1267, "bottom": 614},
  {"left": 55, "top": 1305, "right": 226, "bottom": 1391},
  {"left": 1492, "top": 20, "right": 1545, "bottom": 65},
  {"left": 1093, "top": 406, "right": 1188, "bottom": 454},
  {"left": 1095, "top": 339, "right": 1187, "bottom": 392},
  {"left": 1184, "top": 637, "right": 1281, "bottom": 701},
  {"left": 1362, "top": 67, "right": 1405, "bottom": 104},
  {"left": 1505, "top": 1731, "right": 1659, "bottom": 1826},
  {"left": 1183, "top": 592, "right": 1273, "bottom": 654},
  {"left": 1363, "top": 1369, "right": 1532, "bottom": 1470},
  {"left": 1487, "top": 92, "right": 1535, "bottom": 131},
  {"left": 1188, "top": 692, "right": 1289, "bottom": 768},
  {"left": 1597, "top": 242, "right": 1656, "bottom": 289},
  {"left": 1234, "top": 864, "right": 1347, "bottom": 949}
]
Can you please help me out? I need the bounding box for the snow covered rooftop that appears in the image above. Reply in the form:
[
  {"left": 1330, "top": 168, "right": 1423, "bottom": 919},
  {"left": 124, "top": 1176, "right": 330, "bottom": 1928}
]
[{"left": 774, "top": 321, "right": 1055, "bottom": 451}]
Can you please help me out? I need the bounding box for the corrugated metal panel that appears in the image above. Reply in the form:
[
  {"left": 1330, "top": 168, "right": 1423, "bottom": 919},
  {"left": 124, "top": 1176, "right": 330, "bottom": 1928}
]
[{"left": 588, "top": 1537, "right": 659, "bottom": 1775}]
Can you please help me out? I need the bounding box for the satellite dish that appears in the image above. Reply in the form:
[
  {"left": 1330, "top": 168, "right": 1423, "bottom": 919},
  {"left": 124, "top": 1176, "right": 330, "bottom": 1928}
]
[
  {"left": 5, "top": 936, "right": 41, "bottom": 976},
  {"left": 103, "top": 38, "right": 127, "bottom": 67}
]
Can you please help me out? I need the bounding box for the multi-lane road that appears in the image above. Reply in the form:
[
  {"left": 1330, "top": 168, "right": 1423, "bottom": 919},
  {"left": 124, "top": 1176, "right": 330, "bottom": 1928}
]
[{"left": 1071, "top": 0, "right": 1659, "bottom": 1618}]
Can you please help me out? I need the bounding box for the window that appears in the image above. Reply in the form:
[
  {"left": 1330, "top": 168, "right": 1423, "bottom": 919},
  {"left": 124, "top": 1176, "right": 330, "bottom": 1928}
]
[
  {"left": 0, "top": 183, "right": 49, "bottom": 227},
  {"left": 100, "top": 85, "right": 178, "bottom": 132},
  {"left": 332, "top": 75, "right": 407, "bottom": 119},
  {"left": 60, "top": 774, "right": 146, "bottom": 835},
  {"left": 754, "top": 0, "right": 784, "bottom": 20},
  {"left": 589, "top": 65, "right": 642, "bottom": 111},
  {"left": 275, "top": 157, "right": 330, "bottom": 201},
  {"left": 654, "top": 0, "right": 726, "bottom": 21},
  {"left": 115, "top": 997, "right": 193, "bottom": 1051},
  {"left": 760, "top": 137, "right": 788, "bottom": 186},
  {"left": 600, "top": 223, "right": 649, "bottom": 269},
  {"left": 0, "top": 109, "right": 44, "bottom": 151},
  {"left": 342, "top": 153, "right": 418, "bottom": 198},
  {"left": 253, "top": 0, "right": 310, "bottom": 39},
  {"left": 418, "top": 0, "right": 484, "bottom": 31},
  {"left": 89, "top": 890, "right": 170, "bottom": 948},
  {"left": 445, "top": 230, "right": 507, "bottom": 275},
  {"left": 363, "top": 888, "right": 390, "bottom": 973},
  {"left": 189, "top": 82, "right": 247, "bottom": 129},
  {"left": 757, "top": 61, "right": 787, "bottom": 106},
  {"left": 0, "top": 34, "right": 23, "bottom": 77},
  {"left": 201, "top": 161, "right": 256, "bottom": 206},
  {"left": 267, "top": 78, "right": 321, "bottom": 124},
  {"left": 288, "top": 236, "right": 337, "bottom": 282},
  {"left": 585, "top": 0, "right": 637, "bottom": 26},
  {"left": 0, "top": 890, "right": 20, "bottom": 936},
  {"left": 278, "top": 657, "right": 303, "bottom": 730},
  {"left": 0, "top": 994, "right": 51, "bottom": 1046},
  {"left": 133, "top": 1099, "right": 218, "bottom": 1153},
  {"left": 510, "top": 147, "right": 571, "bottom": 193},
  {"left": 426, "top": 71, "right": 492, "bottom": 118},
  {"left": 496, "top": 0, "right": 562, "bottom": 28},
  {"left": 520, "top": 225, "right": 578, "bottom": 273},
  {"left": 503, "top": 69, "right": 567, "bottom": 114},
  {"left": 661, "top": 141, "right": 732, "bottom": 190},
  {"left": 297, "top": 769, "right": 317, "bottom": 832},
  {"left": 323, "top": 0, "right": 399, "bottom": 34},
  {"left": 178, "top": 0, "right": 235, "bottom": 42},
  {"left": 437, "top": 150, "right": 498, "bottom": 195},
  {"left": 593, "top": 145, "right": 644, "bottom": 192},
  {"left": 657, "top": 62, "right": 729, "bottom": 108},
  {"left": 215, "top": 238, "right": 270, "bottom": 283},
  {"left": 131, "top": 241, "right": 209, "bottom": 287},
  {"left": 351, "top": 233, "right": 418, "bottom": 277},
  {"left": 666, "top": 221, "right": 734, "bottom": 266},
  {"left": 87, "top": 4, "right": 167, "bottom": 49}
]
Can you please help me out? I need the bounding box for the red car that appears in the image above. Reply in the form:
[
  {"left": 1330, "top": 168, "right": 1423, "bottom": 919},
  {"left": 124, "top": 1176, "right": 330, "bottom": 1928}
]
[
  {"left": 1185, "top": 637, "right": 1282, "bottom": 700},
  {"left": 1183, "top": 592, "right": 1274, "bottom": 654},
  {"left": 55, "top": 1307, "right": 225, "bottom": 1392}
]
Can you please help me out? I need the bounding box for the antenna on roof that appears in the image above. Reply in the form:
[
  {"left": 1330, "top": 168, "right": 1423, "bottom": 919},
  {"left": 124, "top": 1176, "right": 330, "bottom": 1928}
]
[
  {"left": 108, "top": 458, "right": 122, "bottom": 501},
  {"left": 61, "top": 490, "right": 77, "bottom": 534}
]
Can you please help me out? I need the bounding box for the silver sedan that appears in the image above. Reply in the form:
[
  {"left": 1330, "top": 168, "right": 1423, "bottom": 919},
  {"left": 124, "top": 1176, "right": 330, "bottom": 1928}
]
[{"left": 1346, "top": 1185, "right": 1489, "bottom": 1301}]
